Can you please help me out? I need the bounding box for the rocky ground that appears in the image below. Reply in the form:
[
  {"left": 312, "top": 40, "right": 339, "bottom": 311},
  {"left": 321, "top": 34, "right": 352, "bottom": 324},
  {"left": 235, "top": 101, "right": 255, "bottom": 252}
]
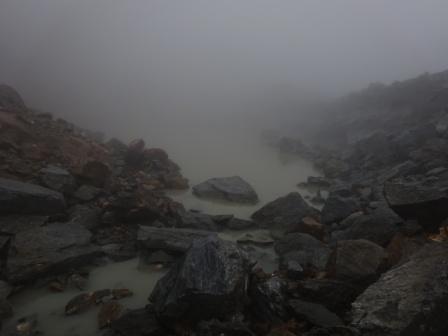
[{"left": 2, "top": 69, "right": 448, "bottom": 336}]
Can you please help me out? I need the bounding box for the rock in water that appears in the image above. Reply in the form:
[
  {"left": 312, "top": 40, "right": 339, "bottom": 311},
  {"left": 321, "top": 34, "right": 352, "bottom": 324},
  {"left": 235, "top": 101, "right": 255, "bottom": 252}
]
[
  {"left": 251, "top": 192, "right": 319, "bottom": 233},
  {"left": 149, "top": 236, "right": 253, "bottom": 328},
  {"left": 351, "top": 242, "right": 448, "bottom": 335},
  {"left": 0, "top": 177, "right": 66, "bottom": 215},
  {"left": 192, "top": 176, "right": 259, "bottom": 204}
]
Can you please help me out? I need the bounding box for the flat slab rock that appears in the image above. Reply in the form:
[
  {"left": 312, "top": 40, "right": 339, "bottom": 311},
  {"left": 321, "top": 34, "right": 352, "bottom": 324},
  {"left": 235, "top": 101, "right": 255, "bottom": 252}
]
[
  {"left": 137, "top": 225, "right": 216, "bottom": 253},
  {"left": 7, "top": 222, "right": 102, "bottom": 284},
  {"left": 192, "top": 176, "right": 259, "bottom": 204},
  {"left": 0, "top": 177, "right": 66, "bottom": 215}
]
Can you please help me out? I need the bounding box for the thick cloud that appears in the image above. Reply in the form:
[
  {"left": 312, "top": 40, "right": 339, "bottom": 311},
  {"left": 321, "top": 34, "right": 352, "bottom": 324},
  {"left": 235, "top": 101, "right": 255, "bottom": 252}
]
[{"left": 1, "top": 0, "right": 448, "bottom": 139}]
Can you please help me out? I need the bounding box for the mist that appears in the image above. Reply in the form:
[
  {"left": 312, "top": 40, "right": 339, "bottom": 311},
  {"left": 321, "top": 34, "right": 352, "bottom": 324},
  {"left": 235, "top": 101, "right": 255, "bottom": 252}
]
[{"left": 1, "top": 0, "right": 448, "bottom": 143}]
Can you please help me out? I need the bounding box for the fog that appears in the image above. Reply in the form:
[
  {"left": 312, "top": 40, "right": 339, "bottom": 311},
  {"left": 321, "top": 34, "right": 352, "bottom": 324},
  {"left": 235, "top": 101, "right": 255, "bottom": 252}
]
[{"left": 1, "top": 0, "right": 448, "bottom": 145}]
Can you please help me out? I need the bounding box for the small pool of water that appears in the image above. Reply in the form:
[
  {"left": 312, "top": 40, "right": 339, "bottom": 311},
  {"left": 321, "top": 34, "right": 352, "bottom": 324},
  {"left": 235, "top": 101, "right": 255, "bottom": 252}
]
[{"left": 6, "top": 259, "right": 165, "bottom": 336}]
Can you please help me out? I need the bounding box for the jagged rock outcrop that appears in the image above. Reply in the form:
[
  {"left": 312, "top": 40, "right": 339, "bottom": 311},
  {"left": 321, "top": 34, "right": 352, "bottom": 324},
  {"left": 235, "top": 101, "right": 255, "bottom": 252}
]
[{"left": 149, "top": 236, "right": 253, "bottom": 328}]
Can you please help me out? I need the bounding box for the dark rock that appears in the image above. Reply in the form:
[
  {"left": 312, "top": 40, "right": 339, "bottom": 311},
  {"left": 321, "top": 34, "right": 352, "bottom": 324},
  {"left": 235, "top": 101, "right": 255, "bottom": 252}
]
[
  {"left": 275, "top": 233, "right": 330, "bottom": 273},
  {"left": 236, "top": 230, "right": 275, "bottom": 246},
  {"left": 125, "top": 139, "right": 146, "bottom": 167},
  {"left": 289, "top": 299, "right": 343, "bottom": 328},
  {"left": 331, "top": 206, "right": 403, "bottom": 246},
  {"left": 351, "top": 242, "right": 448, "bottom": 336},
  {"left": 286, "top": 260, "right": 304, "bottom": 280},
  {"left": 384, "top": 180, "right": 448, "bottom": 232},
  {"left": 7, "top": 222, "right": 102, "bottom": 284},
  {"left": 149, "top": 236, "right": 252, "bottom": 328},
  {"left": 109, "top": 308, "right": 167, "bottom": 336},
  {"left": 68, "top": 204, "right": 101, "bottom": 231},
  {"left": 303, "top": 326, "right": 359, "bottom": 336},
  {"left": 175, "top": 210, "right": 219, "bottom": 231},
  {"left": 73, "top": 184, "right": 103, "bottom": 202},
  {"left": 0, "top": 177, "right": 66, "bottom": 215},
  {"left": 326, "top": 240, "right": 387, "bottom": 283},
  {"left": 65, "top": 288, "right": 132, "bottom": 315},
  {"left": 321, "top": 194, "right": 360, "bottom": 225},
  {"left": 98, "top": 301, "right": 125, "bottom": 329},
  {"left": 39, "top": 165, "right": 76, "bottom": 194},
  {"left": 225, "top": 217, "right": 256, "bottom": 230},
  {"left": 0, "top": 280, "right": 12, "bottom": 320},
  {"left": 0, "top": 85, "right": 27, "bottom": 112},
  {"left": 80, "top": 160, "right": 111, "bottom": 188},
  {"left": 289, "top": 217, "right": 326, "bottom": 241},
  {"left": 2, "top": 314, "right": 40, "bottom": 336},
  {"left": 295, "top": 279, "right": 362, "bottom": 313},
  {"left": 196, "top": 318, "right": 255, "bottom": 336},
  {"left": 192, "top": 176, "right": 259, "bottom": 204},
  {"left": 137, "top": 226, "right": 214, "bottom": 254},
  {"left": 249, "top": 275, "right": 290, "bottom": 324},
  {"left": 251, "top": 193, "right": 319, "bottom": 233}
]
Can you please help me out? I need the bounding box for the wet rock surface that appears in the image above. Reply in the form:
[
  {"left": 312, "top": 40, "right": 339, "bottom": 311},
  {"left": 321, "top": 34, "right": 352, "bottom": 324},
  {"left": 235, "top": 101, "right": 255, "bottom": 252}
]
[
  {"left": 251, "top": 192, "right": 319, "bottom": 233},
  {"left": 192, "top": 176, "right": 259, "bottom": 204},
  {"left": 0, "top": 177, "right": 66, "bottom": 215},
  {"left": 351, "top": 242, "right": 448, "bottom": 335},
  {"left": 149, "top": 236, "right": 253, "bottom": 328}
]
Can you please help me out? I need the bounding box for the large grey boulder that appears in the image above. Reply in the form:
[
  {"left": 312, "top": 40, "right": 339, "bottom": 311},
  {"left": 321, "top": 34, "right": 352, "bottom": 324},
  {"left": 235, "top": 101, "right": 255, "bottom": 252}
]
[
  {"left": 351, "top": 242, "right": 448, "bottom": 336},
  {"left": 149, "top": 236, "right": 252, "bottom": 328},
  {"left": 0, "top": 177, "right": 66, "bottom": 215},
  {"left": 251, "top": 192, "right": 319, "bottom": 233},
  {"left": 192, "top": 176, "right": 258, "bottom": 204}
]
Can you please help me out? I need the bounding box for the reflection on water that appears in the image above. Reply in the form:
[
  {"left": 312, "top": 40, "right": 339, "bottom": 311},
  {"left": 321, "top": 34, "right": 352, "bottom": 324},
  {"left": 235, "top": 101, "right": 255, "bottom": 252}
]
[{"left": 6, "top": 259, "right": 165, "bottom": 336}]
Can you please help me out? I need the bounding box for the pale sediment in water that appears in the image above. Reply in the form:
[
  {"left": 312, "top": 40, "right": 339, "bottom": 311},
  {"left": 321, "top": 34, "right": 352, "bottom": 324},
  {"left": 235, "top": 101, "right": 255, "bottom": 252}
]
[
  {"left": 6, "top": 133, "right": 318, "bottom": 335},
  {"left": 6, "top": 259, "right": 166, "bottom": 336}
]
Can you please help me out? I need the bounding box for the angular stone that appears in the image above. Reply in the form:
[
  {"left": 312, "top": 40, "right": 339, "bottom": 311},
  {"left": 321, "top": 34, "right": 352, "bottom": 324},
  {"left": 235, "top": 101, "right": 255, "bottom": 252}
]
[
  {"left": 149, "top": 236, "right": 252, "bottom": 328},
  {"left": 351, "top": 242, "right": 448, "bottom": 335},
  {"left": 193, "top": 176, "right": 259, "bottom": 204},
  {"left": 0, "top": 177, "right": 66, "bottom": 215},
  {"left": 251, "top": 193, "right": 319, "bottom": 233}
]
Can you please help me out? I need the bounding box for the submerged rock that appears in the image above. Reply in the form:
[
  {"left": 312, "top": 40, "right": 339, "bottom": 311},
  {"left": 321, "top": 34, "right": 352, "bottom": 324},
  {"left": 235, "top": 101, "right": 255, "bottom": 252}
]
[
  {"left": 0, "top": 177, "right": 66, "bottom": 215},
  {"left": 149, "top": 236, "right": 253, "bottom": 328},
  {"left": 192, "top": 176, "right": 259, "bottom": 204},
  {"left": 351, "top": 242, "right": 448, "bottom": 335},
  {"left": 251, "top": 192, "right": 319, "bottom": 233}
]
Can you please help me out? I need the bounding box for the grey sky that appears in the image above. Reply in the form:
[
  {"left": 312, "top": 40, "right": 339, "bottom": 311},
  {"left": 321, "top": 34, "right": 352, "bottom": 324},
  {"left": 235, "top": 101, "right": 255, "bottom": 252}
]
[{"left": 1, "top": 0, "right": 448, "bottom": 138}]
